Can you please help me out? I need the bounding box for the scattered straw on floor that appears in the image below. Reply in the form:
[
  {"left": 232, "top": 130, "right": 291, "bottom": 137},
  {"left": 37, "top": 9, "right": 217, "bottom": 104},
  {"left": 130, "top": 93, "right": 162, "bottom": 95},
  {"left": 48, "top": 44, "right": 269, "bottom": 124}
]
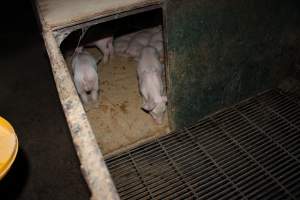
[{"left": 84, "top": 48, "right": 169, "bottom": 155}]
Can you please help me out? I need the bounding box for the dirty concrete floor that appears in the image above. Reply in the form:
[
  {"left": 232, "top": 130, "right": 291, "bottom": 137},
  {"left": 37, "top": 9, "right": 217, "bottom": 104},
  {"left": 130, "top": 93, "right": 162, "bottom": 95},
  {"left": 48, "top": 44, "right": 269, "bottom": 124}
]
[
  {"left": 0, "top": 1, "right": 90, "bottom": 199},
  {"left": 84, "top": 49, "right": 169, "bottom": 156}
]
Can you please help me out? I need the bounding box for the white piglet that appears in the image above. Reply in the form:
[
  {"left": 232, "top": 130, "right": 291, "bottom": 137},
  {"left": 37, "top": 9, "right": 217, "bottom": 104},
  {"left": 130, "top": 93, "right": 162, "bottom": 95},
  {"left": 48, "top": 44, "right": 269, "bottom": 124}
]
[
  {"left": 72, "top": 48, "right": 99, "bottom": 105},
  {"left": 126, "top": 40, "right": 145, "bottom": 59},
  {"left": 137, "top": 46, "right": 167, "bottom": 124},
  {"left": 90, "top": 36, "right": 114, "bottom": 64},
  {"left": 114, "top": 33, "right": 135, "bottom": 56},
  {"left": 126, "top": 31, "right": 153, "bottom": 59},
  {"left": 149, "top": 31, "right": 164, "bottom": 61}
]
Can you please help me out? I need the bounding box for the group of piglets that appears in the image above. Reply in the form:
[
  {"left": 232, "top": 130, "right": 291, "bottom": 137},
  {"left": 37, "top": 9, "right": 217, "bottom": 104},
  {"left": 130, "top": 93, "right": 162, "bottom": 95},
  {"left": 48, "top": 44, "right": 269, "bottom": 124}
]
[
  {"left": 114, "top": 26, "right": 164, "bottom": 61},
  {"left": 71, "top": 25, "right": 167, "bottom": 124}
]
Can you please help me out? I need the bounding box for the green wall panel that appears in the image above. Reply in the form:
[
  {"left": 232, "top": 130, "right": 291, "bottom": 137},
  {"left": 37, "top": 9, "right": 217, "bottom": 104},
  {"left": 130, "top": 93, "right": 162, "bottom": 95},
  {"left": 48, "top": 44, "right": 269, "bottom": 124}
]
[{"left": 165, "top": 0, "right": 300, "bottom": 129}]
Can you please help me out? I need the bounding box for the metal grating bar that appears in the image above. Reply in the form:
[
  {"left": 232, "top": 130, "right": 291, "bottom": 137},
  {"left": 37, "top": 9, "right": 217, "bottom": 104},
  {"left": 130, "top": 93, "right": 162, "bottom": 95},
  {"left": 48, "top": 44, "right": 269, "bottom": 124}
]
[
  {"left": 211, "top": 104, "right": 300, "bottom": 198},
  {"left": 212, "top": 112, "right": 298, "bottom": 195},
  {"left": 105, "top": 89, "right": 300, "bottom": 199},
  {"left": 127, "top": 151, "right": 154, "bottom": 199},
  {"left": 256, "top": 91, "right": 300, "bottom": 130},
  {"left": 207, "top": 118, "right": 293, "bottom": 199},
  {"left": 235, "top": 99, "right": 300, "bottom": 161},
  {"left": 183, "top": 127, "right": 248, "bottom": 199},
  {"left": 233, "top": 107, "right": 300, "bottom": 164}
]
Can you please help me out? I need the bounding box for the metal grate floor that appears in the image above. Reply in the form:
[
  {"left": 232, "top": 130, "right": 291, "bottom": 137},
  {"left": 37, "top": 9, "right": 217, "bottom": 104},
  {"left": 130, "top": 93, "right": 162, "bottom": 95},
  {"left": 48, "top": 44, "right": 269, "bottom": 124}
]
[{"left": 105, "top": 89, "right": 300, "bottom": 200}]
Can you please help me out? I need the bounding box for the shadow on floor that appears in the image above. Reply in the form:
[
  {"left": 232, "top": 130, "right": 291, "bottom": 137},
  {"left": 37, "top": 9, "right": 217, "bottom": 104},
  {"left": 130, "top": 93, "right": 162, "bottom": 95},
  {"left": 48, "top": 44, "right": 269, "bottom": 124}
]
[
  {"left": 0, "top": 148, "right": 29, "bottom": 199},
  {"left": 0, "top": 0, "right": 90, "bottom": 199}
]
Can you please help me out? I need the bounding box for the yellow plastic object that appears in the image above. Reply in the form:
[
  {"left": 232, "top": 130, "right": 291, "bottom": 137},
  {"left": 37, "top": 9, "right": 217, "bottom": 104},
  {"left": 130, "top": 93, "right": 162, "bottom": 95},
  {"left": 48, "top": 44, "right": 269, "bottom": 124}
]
[{"left": 0, "top": 117, "right": 18, "bottom": 180}]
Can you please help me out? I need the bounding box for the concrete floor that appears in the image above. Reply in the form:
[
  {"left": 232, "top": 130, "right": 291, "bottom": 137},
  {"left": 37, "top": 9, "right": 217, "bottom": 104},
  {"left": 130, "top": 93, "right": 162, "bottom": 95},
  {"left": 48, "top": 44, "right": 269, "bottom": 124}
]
[{"left": 0, "top": 1, "right": 90, "bottom": 199}]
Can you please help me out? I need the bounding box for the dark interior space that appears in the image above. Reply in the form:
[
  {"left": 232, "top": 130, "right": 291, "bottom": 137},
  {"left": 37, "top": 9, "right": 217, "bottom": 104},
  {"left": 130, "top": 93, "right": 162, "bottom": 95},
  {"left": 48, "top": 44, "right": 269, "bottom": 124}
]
[
  {"left": 60, "top": 8, "right": 163, "bottom": 53},
  {"left": 0, "top": 0, "right": 90, "bottom": 199}
]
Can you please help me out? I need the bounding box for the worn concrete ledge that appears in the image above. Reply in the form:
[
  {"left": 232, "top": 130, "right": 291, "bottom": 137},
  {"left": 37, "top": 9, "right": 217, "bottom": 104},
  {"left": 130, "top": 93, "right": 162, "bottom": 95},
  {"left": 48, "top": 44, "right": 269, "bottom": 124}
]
[{"left": 42, "top": 30, "right": 120, "bottom": 200}]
